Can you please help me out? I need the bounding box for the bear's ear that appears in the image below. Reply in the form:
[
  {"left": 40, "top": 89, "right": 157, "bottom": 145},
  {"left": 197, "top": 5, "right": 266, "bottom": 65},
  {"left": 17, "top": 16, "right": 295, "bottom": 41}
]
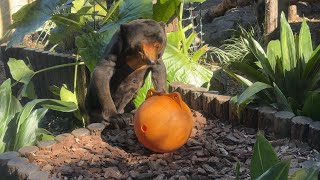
[
  {"left": 120, "top": 24, "right": 128, "bottom": 34},
  {"left": 159, "top": 21, "right": 166, "bottom": 31}
]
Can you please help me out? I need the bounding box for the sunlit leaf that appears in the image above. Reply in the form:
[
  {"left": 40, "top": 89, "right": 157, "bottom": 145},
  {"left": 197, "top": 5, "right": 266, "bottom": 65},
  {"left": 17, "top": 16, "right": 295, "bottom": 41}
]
[
  {"left": 250, "top": 133, "right": 279, "bottom": 179},
  {"left": 8, "top": 58, "right": 35, "bottom": 84}
]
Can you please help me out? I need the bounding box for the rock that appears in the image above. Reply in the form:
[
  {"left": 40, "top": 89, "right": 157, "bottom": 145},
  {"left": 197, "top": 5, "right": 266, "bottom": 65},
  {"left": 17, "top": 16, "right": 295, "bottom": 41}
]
[
  {"left": 103, "top": 167, "right": 122, "bottom": 179},
  {"left": 203, "top": 6, "right": 257, "bottom": 47}
]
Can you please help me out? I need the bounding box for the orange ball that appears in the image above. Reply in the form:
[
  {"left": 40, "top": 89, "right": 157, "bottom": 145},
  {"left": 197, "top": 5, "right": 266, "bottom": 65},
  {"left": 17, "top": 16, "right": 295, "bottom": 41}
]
[{"left": 134, "top": 89, "right": 194, "bottom": 153}]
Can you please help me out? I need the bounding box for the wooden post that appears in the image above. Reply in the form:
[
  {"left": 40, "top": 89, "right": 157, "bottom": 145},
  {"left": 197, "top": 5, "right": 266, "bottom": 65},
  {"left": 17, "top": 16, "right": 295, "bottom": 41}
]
[{"left": 264, "top": 0, "right": 278, "bottom": 44}]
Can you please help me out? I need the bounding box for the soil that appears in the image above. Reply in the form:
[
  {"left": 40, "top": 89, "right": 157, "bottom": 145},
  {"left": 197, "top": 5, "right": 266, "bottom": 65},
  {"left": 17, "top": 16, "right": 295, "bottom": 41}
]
[{"left": 29, "top": 111, "right": 320, "bottom": 180}]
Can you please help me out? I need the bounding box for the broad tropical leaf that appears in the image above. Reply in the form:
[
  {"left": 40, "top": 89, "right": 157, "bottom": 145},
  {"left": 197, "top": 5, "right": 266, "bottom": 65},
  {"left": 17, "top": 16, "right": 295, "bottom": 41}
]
[
  {"left": 8, "top": 58, "right": 35, "bottom": 84},
  {"left": 267, "top": 40, "right": 282, "bottom": 72},
  {"left": 256, "top": 161, "right": 290, "bottom": 180},
  {"left": 153, "top": 0, "right": 180, "bottom": 23},
  {"left": 14, "top": 108, "right": 48, "bottom": 150},
  {"left": 250, "top": 133, "right": 279, "bottom": 179},
  {"left": 0, "top": 79, "right": 22, "bottom": 153},
  {"left": 302, "top": 91, "right": 320, "bottom": 121},
  {"left": 299, "top": 19, "right": 313, "bottom": 65},
  {"left": 236, "top": 82, "right": 272, "bottom": 104},
  {"left": 273, "top": 83, "right": 292, "bottom": 111},
  {"left": 229, "top": 61, "right": 268, "bottom": 83},
  {"left": 280, "top": 12, "right": 296, "bottom": 71},
  {"left": 303, "top": 44, "right": 320, "bottom": 91},
  {"left": 7, "top": 0, "right": 61, "bottom": 47}
]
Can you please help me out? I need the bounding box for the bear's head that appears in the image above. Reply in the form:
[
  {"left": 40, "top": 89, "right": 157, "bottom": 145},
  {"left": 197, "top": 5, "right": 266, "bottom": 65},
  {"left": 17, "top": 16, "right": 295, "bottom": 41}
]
[{"left": 120, "top": 19, "right": 167, "bottom": 65}]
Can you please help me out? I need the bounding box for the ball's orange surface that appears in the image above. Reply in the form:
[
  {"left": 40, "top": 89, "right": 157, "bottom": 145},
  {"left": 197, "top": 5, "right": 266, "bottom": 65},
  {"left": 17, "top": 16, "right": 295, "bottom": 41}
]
[{"left": 134, "top": 90, "right": 194, "bottom": 153}]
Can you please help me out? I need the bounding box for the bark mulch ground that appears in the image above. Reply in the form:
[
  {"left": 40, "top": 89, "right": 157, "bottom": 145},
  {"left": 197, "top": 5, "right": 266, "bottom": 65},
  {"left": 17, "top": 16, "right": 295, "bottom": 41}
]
[{"left": 30, "top": 111, "right": 320, "bottom": 180}]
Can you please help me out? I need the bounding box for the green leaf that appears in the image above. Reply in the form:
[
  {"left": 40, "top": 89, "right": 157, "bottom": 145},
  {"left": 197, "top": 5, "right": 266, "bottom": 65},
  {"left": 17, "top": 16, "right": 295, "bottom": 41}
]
[
  {"left": 36, "top": 128, "right": 55, "bottom": 141},
  {"left": 256, "top": 160, "right": 290, "bottom": 180},
  {"left": 223, "top": 69, "right": 253, "bottom": 87},
  {"left": 237, "top": 82, "right": 272, "bottom": 104},
  {"left": 273, "top": 83, "right": 292, "bottom": 112},
  {"left": 186, "top": 32, "right": 197, "bottom": 50},
  {"left": 76, "top": 32, "right": 108, "bottom": 72},
  {"left": 18, "top": 81, "right": 37, "bottom": 100},
  {"left": 192, "top": 45, "right": 208, "bottom": 62},
  {"left": 299, "top": 19, "right": 313, "bottom": 65},
  {"left": 134, "top": 43, "right": 212, "bottom": 107},
  {"left": 290, "top": 168, "right": 319, "bottom": 180},
  {"left": 7, "top": 0, "right": 61, "bottom": 47},
  {"left": 303, "top": 44, "right": 320, "bottom": 91},
  {"left": 60, "top": 85, "right": 78, "bottom": 104},
  {"left": 245, "top": 37, "right": 275, "bottom": 81},
  {"left": 267, "top": 40, "right": 282, "bottom": 72},
  {"left": 250, "top": 133, "right": 279, "bottom": 179},
  {"left": 280, "top": 12, "right": 296, "bottom": 71},
  {"left": 153, "top": 0, "right": 180, "bottom": 23},
  {"left": 235, "top": 161, "right": 240, "bottom": 180},
  {"left": 229, "top": 61, "right": 268, "bottom": 83},
  {"left": 8, "top": 58, "right": 35, "bottom": 84},
  {"left": 302, "top": 91, "right": 320, "bottom": 121},
  {"left": 14, "top": 108, "right": 48, "bottom": 150},
  {"left": 0, "top": 79, "right": 22, "bottom": 153},
  {"left": 167, "top": 31, "right": 182, "bottom": 49}
]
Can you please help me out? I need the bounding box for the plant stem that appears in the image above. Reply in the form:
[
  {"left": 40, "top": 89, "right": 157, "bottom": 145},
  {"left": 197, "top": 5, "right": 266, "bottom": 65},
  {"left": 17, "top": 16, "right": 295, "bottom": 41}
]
[
  {"left": 178, "top": 1, "right": 188, "bottom": 54},
  {"left": 35, "top": 62, "right": 85, "bottom": 75},
  {"left": 73, "top": 55, "right": 79, "bottom": 94},
  {"left": 93, "top": 0, "right": 109, "bottom": 13}
]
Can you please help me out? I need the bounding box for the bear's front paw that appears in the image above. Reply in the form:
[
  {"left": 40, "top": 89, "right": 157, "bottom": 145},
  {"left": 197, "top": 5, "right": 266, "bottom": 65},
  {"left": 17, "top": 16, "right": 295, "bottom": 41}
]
[{"left": 108, "top": 113, "right": 134, "bottom": 129}]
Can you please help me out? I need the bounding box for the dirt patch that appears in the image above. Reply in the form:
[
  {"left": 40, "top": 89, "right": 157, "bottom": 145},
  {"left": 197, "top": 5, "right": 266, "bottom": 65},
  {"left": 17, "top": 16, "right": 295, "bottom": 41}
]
[{"left": 28, "top": 111, "right": 319, "bottom": 179}]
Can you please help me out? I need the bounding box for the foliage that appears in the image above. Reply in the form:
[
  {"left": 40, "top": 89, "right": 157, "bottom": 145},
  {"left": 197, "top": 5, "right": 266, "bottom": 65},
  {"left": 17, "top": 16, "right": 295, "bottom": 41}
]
[
  {"left": 0, "top": 79, "right": 77, "bottom": 153},
  {"left": 209, "top": 26, "right": 255, "bottom": 65},
  {"left": 244, "top": 133, "right": 319, "bottom": 180},
  {"left": 6, "top": 0, "right": 61, "bottom": 48},
  {"left": 226, "top": 13, "right": 320, "bottom": 120}
]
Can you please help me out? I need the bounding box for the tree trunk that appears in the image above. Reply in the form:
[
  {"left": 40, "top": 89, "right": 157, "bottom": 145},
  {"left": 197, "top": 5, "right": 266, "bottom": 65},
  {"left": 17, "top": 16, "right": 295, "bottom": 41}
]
[{"left": 264, "top": 0, "right": 278, "bottom": 44}]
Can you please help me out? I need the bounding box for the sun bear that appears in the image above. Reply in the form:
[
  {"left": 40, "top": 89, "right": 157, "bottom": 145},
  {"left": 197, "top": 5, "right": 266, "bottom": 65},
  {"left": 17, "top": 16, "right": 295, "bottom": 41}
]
[{"left": 85, "top": 19, "right": 167, "bottom": 129}]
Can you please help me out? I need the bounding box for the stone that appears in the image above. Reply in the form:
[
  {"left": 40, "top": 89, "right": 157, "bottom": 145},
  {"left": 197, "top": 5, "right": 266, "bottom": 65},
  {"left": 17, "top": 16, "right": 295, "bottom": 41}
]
[
  {"left": 18, "top": 146, "right": 39, "bottom": 157},
  {"left": 37, "top": 140, "right": 56, "bottom": 151},
  {"left": 28, "top": 171, "right": 50, "bottom": 180},
  {"left": 87, "top": 123, "right": 105, "bottom": 135},
  {"left": 71, "top": 128, "right": 90, "bottom": 138},
  {"left": 17, "top": 163, "right": 40, "bottom": 180}
]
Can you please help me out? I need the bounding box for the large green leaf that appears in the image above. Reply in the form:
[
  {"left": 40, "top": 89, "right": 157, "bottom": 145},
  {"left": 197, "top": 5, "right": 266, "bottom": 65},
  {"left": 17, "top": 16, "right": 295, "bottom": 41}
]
[
  {"left": 256, "top": 161, "right": 290, "bottom": 180},
  {"left": 245, "top": 37, "right": 275, "bottom": 81},
  {"left": 299, "top": 19, "right": 313, "bottom": 65},
  {"left": 8, "top": 58, "right": 35, "bottom": 84},
  {"left": 236, "top": 82, "right": 272, "bottom": 104},
  {"left": 153, "top": 0, "right": 180, "bottom": 23},
  {"left": 280, "top": 12, "right": 296, "bottom": 71},
  {"left": 273, "top": 83, "right": 292, "bottom": 111},
  {"left": 229, "top": 61, "right": 268, "bottom": 83},
  {"left": 250, "top": 133, "right": 279, "bottom": 179},
  {"left": 0, "top": 79, "right": 22, "bottom": 153},
  {"left": 223, "top": 69, "right": 253, "bottom": 87},
  {"left": 7, "top": 0, "right": 61, "bottom": 48},
  {"left": 134, "top": 43, "right": 212, "bottom": 107},
  {"left": 302, "top": 91, "right": 320, "bottom": 121},
  {"left": 267, "top": 40, "right": 282, "bottom": 72},
  {"left": 290, "top": 168, "right": 319, "bottom": 180},
  {"left": 303, "top": 44, "right": 320, "bottom": 91},
  {"left": 14, "top": 108, "right": 48, "bottom": 150}
]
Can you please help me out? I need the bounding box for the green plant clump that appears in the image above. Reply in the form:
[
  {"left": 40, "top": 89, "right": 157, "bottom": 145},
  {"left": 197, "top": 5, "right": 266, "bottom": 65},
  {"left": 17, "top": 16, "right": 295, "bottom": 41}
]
[
  {"left": 227, "top": 13, "right": 320, "bottom": 120},
  {"left": 241, "top": 133, "right": 319, "bottom": 180}
]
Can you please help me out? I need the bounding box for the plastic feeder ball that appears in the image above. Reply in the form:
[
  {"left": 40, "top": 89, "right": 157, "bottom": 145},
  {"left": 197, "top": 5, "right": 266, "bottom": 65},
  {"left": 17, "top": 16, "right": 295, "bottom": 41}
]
[{"left": 134, "top": 89, "right": 194, "bottom": 153}]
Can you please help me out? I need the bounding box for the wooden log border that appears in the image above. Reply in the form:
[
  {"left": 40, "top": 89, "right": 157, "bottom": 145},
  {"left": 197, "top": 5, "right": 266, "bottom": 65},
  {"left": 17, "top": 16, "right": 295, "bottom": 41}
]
[
  {"left": 0, "top": 43, "right": 84, "bottom": 99},
  {"left": 168, "top": 82, "right": 320, "bottom": 151}
]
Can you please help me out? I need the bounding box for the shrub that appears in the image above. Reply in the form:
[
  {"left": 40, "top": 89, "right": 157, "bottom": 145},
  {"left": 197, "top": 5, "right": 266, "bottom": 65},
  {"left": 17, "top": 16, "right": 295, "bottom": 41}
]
[{"left": 226, "top": 13, "right": 320, "bottom": 120}]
